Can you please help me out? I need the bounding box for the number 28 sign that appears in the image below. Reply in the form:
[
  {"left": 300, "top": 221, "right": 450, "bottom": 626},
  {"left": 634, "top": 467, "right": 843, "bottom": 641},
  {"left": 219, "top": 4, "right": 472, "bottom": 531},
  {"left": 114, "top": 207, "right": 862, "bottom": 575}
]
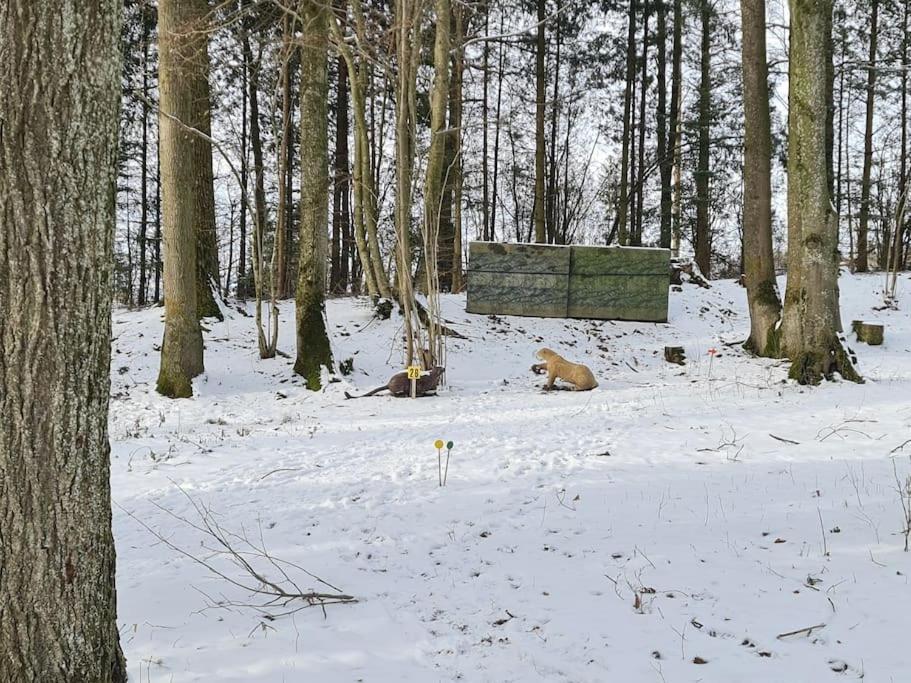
[{"left": 406, "top": 366, "right": 422, "bottom": 380}]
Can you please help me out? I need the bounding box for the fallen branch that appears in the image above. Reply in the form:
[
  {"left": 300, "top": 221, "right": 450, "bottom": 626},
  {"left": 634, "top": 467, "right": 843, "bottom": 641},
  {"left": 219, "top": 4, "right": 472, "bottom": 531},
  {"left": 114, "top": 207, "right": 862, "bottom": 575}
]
[
  {"left": 116, "top": 485, "right": 356, "bottom": 620},
  {"left": 770, "top": 434, "right": 800, "bottom": 445},
  {"left": 776, "top": 623, "right": 826, "bottom": 640}
]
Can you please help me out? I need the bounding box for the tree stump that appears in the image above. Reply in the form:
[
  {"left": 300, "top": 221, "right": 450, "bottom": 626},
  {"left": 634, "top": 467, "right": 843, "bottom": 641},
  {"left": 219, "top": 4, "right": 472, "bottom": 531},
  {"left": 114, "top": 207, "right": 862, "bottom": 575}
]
[
  {"left": 852, "top": 320, "right": 883, "bottom": 346},
  {"left": 664, "top": 346, "right": 686, "bottom": 365}
]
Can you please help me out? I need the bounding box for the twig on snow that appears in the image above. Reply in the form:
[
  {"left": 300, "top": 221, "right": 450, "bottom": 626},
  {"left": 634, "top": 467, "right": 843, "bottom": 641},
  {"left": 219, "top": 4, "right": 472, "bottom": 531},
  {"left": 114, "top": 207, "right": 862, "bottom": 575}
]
[{"left": 776, "top": 623, "right": 826, "bottom": 639}]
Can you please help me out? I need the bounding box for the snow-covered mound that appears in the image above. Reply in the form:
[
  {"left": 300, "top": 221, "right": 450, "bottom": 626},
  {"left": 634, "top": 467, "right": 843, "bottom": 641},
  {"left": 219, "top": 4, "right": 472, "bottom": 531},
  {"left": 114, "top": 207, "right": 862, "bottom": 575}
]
[{"left": 112, "top": 273, "right": 911, "bottom": 682}]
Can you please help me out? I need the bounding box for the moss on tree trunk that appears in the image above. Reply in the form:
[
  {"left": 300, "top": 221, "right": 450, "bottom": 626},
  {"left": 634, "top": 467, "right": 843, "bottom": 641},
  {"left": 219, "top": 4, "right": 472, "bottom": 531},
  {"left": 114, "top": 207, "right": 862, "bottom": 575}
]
[
  {"left": 740, "top": 0, "right": 781, "bottom": 356},
  {"left": 156, "top": 0, "right": 210, "bottom": 397},
  {"left": 294, "top": 0, "right": 333, "bottom": 389},
  {"left": 780, "top": 0, "right": 860, "bottom": 385}
]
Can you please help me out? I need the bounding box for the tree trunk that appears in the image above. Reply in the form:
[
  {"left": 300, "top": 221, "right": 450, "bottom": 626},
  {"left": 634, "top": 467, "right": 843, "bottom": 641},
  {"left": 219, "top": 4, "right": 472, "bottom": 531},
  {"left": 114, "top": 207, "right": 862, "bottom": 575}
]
[
  {"left": 899, "top": 1, "right": 909, "bottom": 268},
  {"left": 633, "top": 3, "right": 650, "bottom": 247},
  {"left": 156, "top": 0, "right": 207, "bottom": 397},
  {"left": 780, "top": 0, "right": 859, "bottom": 385},
  {"left": 330, "top": 0, "right": 391, "bottom": 298},
  {"left": 618, "top": 0, "right": 637, "bottom": 245},
  {"left": 533, "top": 0, "right": 547, "bottom": 243},
  {"left": 331, "top": 55, "right": 350, "bottom": 294},
  {"left": 856, "top": 0, "right": 878, "bottom": 272},
  {"left": 155, "top": 127, "right": 163, "bottom": 302},
  {"left": 695, "top": 0, "right": 712, "bottom": 277},
  {"left": 669, "top": 0, "right": 683, "bottom": 254},
  {"left": 823, "top": 3, "right": 843, "bottom": 331},
  {"left": 629, "top": 70, "right": 638, "bottom": 242},
  {"left": 243, "top": 29, "right": 275, "bottom": 359},
  {"left": 238, "top": 5, "right": 249, "bottom": 299},
  {"left": 490, "top": 11, "right": 506, "bottom": 243},
  {"left": 546, "top": 3, "right": 562, "bottom": 244},
  {"left": 0, "top": 2, "right": 127, "bottom": 679},
  {"left": 394, "top": 0, "right": 423, "bottom": 366},
  {"left": 295, "top": 0, "right": 334, "bottom": 388},
  {"left": 835, "top": 7, "right": 846, "bottom": 226},
  {"left": 657, "top": 0, "right": 672, "bottom": 249},
  {"left": 740, "top": 0, "right": 781, "bottom": 356},
  {"left": 424, "top": 0, "right": 453, "bottom": 291},
  {"left": 188, "top": 4, "right": 221, "bottom": 321},
  {"left": 225, "top": 200, "right": 235, "bottom": 296},
  {"left": 274, "top": 12, "right": 294, "bottom": 300},
  {"left": 139, "top": 0, "right": 150, "bottom": 306},
  {"left": 450, "top": 5, "right": 465, "bottom": 291},
  {"left": 482, "top": 8, "right": 491, "bottom": 241}
]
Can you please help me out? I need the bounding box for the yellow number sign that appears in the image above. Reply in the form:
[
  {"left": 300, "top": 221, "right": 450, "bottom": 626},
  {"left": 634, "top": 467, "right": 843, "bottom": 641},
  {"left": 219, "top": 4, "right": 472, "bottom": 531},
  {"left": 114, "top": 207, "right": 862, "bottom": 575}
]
[{"left": 407, "top": 366, "right": 422, "bottom": 380}]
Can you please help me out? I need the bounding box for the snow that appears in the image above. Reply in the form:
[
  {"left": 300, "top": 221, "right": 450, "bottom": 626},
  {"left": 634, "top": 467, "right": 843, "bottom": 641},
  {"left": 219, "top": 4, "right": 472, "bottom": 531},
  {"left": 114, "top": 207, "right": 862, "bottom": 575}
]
[{"left": 112, "top": 273, "right": 911, "bottom": 682}]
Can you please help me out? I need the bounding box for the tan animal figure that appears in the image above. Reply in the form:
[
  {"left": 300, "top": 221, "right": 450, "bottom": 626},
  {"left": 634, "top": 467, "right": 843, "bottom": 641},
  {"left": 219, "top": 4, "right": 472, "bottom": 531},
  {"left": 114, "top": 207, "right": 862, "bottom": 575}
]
[{"left": 531, "top": 348, "right": 598, "bottom": 391}]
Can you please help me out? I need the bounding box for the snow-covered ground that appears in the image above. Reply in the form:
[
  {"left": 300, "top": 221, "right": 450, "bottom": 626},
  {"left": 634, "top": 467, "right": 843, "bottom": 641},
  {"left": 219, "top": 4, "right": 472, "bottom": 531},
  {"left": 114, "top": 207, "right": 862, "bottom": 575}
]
[{"left": 112, "top": 273, "right": 911, "bottom": 682}]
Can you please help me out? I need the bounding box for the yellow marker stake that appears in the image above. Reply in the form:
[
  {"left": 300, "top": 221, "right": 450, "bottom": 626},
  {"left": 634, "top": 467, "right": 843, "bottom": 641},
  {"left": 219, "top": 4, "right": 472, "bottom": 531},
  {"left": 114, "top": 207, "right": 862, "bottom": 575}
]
[
  {"left": 407, "top": 366, "right": 421, "bottom": 399},
  {"left": 434, "top": 439, "right": 444, "bottom": 486}
]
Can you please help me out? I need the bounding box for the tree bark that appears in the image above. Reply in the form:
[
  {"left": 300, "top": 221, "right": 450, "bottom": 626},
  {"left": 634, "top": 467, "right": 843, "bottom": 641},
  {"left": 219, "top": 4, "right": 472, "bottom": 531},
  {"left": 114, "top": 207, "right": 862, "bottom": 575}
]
[
  {"left": 155, "top": 127, "right": 163, "bottom": 302},
  {"left": 187, "top": 2, "right": 221, "bottom": 321},
  {"left": 899, "top": 1, "right": 909, "bottom": 268},
  {"left": 295, "top": 0, "right": 334, "bottom": 388},
  {"left": 633, "top": 3, "right": 649, "bottom": 247},
  {"left": 546, "top": 3, "right": 562, "bottom": 244},
  {"left": 139, "top": 0, "right": 151, "bottom": 306},
  {"left": 424, "top": 0, "right": 453, "bottom": 291},
  {"left": 238, "top": 2, "right": 249, "bottom": 299},
  {"left": 0, "top": 1, "right": 127, "bottom": 679},
  {"left": 450, "top": 5, "right": 465, "bottom": 291},
  {"left": 274, "top": 12, "right": 294, "bottom": 300},
  {"left": 669, "top": 0, "right": 683, "bottom": 254},
  {"left": 740, "top": 0, "right": 781, "bottom": 356},
  {"left": 156, "top": 0, "right": 207, "bottom": 397},
  {"left": 329, "top": 0, "right": 391, "bottom": 298},
  {"left": 781, "top": 0, "right": 859, "bottom": 384},
  {"left": 242, "top": 25, "right": 275, "bottom": 359},
  {"left": 331, "top": 55, "right": 351, "bottom": 294},
  {"left": 490, "top": 11, "right": 506, "bottom": 243},
  {"left": 657, "top": 0, "right": 672, "bottom": 249},
  {"left": 856, "top": 0, "right": 878, "bottom": 272},
  {"left": 618, "top": 0, "right": 637, "bottom": 245},
  {"left": 534, "top": 0, "right": 547, "bottom": 243},
  {"left": 393, "top": 0, "right": 423, "bottom": 366},
  {"left": 482, "top": 7, "right": 491, "bottom": 241},
  {"left": 694, "top": 0, "right": 712, "bottom": 277}
]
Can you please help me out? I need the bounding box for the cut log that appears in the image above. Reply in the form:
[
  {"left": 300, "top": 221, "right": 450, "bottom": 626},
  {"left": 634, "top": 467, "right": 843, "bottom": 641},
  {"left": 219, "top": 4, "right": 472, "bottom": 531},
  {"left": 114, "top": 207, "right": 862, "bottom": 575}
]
[
  {"left": 851, "top": 320, "right": 883, "bottom": 346},
  {"left": 664, "top": 346, "right": 686, "bottom": 365}
]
